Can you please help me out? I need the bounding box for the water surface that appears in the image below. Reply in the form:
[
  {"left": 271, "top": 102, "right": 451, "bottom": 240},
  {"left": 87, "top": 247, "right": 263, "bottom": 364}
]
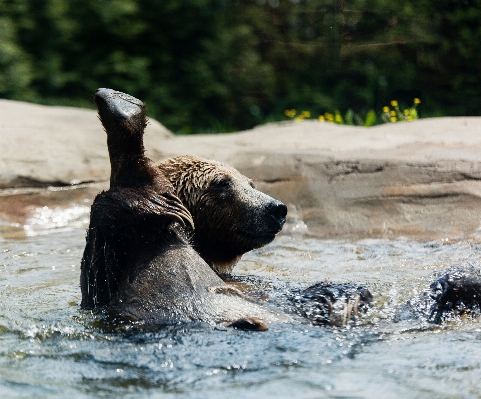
[{"left": 1, "top": 206, "right": 480, "bottom": 398}]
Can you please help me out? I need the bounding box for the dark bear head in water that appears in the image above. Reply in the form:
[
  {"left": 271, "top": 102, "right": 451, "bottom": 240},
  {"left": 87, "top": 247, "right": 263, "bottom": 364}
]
[{"left": 158, "top": 156, "right": 287, "bottom": 275}]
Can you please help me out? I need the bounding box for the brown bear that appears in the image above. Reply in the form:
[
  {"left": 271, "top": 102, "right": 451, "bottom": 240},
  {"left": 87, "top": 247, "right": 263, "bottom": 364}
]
[
  {"left": 80, "top": 88, "right": 283, "bottom": 329},
  {"left": 157, "top": 156, "right": 287, "bottom": 275}
]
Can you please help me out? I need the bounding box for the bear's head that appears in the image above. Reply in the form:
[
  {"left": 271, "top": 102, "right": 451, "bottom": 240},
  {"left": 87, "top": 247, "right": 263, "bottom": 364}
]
[{"left": 158, "top": 156, "right": 287, "bottom": 275}]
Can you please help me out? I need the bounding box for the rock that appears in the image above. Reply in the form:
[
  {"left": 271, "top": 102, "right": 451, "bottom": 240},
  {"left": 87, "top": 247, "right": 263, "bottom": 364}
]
[
  {"left": 0, "top": 99, "right": 172, "bottom": 188},
  {"left": 2, "top": 98, "right": 481, "bottom": 239}
]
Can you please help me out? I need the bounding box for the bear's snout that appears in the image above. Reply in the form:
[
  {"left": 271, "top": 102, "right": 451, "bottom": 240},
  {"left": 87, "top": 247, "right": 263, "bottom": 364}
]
[{"left": 266, "top": 200, "right": 287, "bottom": 227}]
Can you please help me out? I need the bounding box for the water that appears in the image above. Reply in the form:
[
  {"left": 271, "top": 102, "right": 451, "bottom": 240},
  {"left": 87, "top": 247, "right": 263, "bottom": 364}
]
[{"left": 1, "top": 205, "right": 481, "bottom": 398}]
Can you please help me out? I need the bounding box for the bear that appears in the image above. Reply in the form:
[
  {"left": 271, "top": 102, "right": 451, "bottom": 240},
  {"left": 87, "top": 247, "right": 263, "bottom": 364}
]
[
  {"left": 157, "top": 156, "right": 287, "bottom": 275},
  {"left": 82, "top": 88, "right": 481, "bottom": 329},
  {"left": 291, "top": 264, "right": 481, "bottom": 327},
  {"left": 80, "top": 88, "right": 286, "bottom": 330},
  {"left": 79, "top": 88, "right": 375, "bottom": 329}
]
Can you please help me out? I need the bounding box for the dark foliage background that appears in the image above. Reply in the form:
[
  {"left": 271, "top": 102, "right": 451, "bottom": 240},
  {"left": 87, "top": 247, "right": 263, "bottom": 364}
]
[{"left": 1, "top": 0, "right": 480, "bottom": 133}]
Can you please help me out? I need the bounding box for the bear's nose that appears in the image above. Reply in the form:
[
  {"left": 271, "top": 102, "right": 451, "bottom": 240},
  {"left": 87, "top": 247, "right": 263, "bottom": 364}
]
[{"left": 266, "top": 200, "right": 287, "bottom": 225}]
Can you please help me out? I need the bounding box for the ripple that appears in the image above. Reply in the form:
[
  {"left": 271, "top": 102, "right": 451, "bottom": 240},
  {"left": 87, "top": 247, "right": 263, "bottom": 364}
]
[{"left": 1, "top": 230, "right": 481, "bottom": 398}]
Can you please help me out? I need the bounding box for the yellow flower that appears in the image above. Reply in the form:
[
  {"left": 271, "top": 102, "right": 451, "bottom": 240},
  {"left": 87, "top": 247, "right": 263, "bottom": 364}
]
[
  {"left": 335, "top": 114, "right": 342, "bottom": 123},
  {"left": 301, "top": 110, "right": 311, "bottom": 118},
  {"left": 414, "top": 98, "right": 421, "bottom": 104},
  {"left": 318, "top": 115, "right": 325, "bottom": 122},
  {"left": 403, "top": 109, "right": 410, "bottom": 115},
  {"left": 389, "top": 110, "right": 396, "bottom": 117},
  {"left": 383, "top": 106, "right": 389, "bottom": 113},
  {"left": 407, "top": 116, "right": 413, "bottom": 121},
  {"left": 390, "top": 116, "right": 397, "bottom": 123},
  {"left": 294, "top": 116, "right": 304, "bottom": 121},
  {"left": 391, "top": 100, "right": 398, "bottom": 107}
]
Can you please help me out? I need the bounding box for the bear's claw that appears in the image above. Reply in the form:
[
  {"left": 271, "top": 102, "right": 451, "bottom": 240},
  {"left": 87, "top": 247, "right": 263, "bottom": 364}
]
[
  {"left": 291, "top": 283, "right": 373, "bottom": 327},
  {"left": 227, "top": 317, "right": 268, "bottom": 331}
]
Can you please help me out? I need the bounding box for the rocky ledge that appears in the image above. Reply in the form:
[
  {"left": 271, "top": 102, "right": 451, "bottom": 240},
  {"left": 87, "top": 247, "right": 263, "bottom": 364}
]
[{"left": 2, "top": 98, "right": 481, "bottom": 239}]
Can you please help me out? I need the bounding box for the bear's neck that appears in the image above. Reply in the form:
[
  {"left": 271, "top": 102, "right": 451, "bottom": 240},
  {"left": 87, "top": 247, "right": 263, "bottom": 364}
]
[{"left": 193, "top": 235, "right": 241, "bottom": 276}]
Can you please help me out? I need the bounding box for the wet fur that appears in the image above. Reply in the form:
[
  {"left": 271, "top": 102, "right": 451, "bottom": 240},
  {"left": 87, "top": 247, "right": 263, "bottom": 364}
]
[
  {"left": 80, "top": 89, "right": 481, "bottom": 328},
  {"left": 158, "top": 156, "right": 287, "bottom": 275},
  {"left": 80, "top": 89, "right": 279, "bottom": 329}
]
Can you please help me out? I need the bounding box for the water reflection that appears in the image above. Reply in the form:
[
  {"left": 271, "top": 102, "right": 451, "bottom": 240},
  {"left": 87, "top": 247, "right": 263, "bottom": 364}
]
[{"left": 23, "top": 205, "right": 90, "bottom": 236}]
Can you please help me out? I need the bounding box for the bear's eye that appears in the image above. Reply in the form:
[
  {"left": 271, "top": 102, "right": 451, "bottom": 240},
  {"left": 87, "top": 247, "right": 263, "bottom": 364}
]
[
  {"left": 213, "top": 177, "right": 231, "bottom": 188},
  {"left": 249, "top": 180, "right": 256, "bottom": 189}
]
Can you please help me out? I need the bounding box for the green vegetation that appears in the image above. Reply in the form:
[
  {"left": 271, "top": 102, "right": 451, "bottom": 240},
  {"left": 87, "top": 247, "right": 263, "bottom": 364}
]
[
  {"left": 0, "top": 0, "right": 480, "bottom": 133},
  {"left": 285, "top": 98, "right": 421, "bottom": 126}
]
